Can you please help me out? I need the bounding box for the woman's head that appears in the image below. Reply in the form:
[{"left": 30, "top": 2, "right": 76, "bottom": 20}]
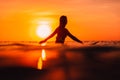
[{"left": 60, "top": 15, "right": 67, "bottom": 26}]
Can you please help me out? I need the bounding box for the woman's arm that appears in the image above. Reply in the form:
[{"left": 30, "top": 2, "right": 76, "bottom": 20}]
[
  {"left": 39, "top": 28, "right": 58, "bottom": 43},
  {"left": 67, "top": 30, "right": 83, "bottom": 44}
]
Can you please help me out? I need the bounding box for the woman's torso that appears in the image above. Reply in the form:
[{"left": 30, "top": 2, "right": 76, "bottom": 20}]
[{"left": 56, "top": 27, "right": 68, "bottom": 43}]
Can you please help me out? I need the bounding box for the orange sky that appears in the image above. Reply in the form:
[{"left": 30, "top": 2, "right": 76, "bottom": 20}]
[{"left": 0, "top": 0, "right": 120, "bottom": 41}]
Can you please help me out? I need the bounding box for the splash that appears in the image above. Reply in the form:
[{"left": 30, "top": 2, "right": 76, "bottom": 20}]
[{"left": 41, "top": 42, "right": 47, "bottom": 46}]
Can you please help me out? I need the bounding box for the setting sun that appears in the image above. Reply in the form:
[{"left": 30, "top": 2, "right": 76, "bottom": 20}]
[{"left": 36, "top": 21, "right": 51, "bottom": 38}]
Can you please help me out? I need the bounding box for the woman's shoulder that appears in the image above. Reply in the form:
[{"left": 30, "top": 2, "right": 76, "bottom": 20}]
[{"left": 57, "top": 27, "right": 69, "bottom": 32}]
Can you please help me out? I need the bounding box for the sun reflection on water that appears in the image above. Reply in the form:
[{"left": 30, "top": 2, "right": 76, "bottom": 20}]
[
  {"left": 37, "top": 49, "right": 46, "bottom": 70},
  {"left": 37, "top": 57, "right": 42, "bottom": 70},
  {"left": 41, "top": 49, "right": 46, "bottom": 61}
]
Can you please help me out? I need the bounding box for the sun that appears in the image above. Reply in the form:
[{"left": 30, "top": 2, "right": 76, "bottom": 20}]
[{"left": 36, "top": 21, "right": 51, "bottom": 38}]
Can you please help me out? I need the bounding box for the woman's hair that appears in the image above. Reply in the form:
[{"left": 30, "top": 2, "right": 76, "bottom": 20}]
[{"left": 60, "top": 15, "right": 67, "bottom": 25}]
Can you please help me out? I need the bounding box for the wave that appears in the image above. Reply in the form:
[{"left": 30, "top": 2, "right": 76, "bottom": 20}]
[
  {"left": 0, "top": 41, "right": 120, "bottom": 47},
  {"left": 0, "top": 41, "right": 120, "bottom": 51}
]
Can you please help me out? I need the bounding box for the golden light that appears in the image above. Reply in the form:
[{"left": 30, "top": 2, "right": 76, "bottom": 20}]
[
  {"left": 36, "top": 21, "right": 51, "bottom": 38},
  {"left": 37, "top": 57, "right": 42, "bottom": 70},
  {"left": 41, "top": 49, "right": 46, "bottom": 61}
]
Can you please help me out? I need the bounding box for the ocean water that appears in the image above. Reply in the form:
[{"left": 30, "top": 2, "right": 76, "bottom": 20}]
[{"left": 0, "top": 41, "right": 120, "bottom": 80}]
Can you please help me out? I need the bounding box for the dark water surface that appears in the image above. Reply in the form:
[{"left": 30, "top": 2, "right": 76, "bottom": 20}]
[{"left": 0, "top": 41, "right": 120, "bottom": 80}]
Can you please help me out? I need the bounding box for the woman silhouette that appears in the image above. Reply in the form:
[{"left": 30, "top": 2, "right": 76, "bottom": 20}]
[{"left": 39, "top": 15, "right": 83, "bottom": 44}]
